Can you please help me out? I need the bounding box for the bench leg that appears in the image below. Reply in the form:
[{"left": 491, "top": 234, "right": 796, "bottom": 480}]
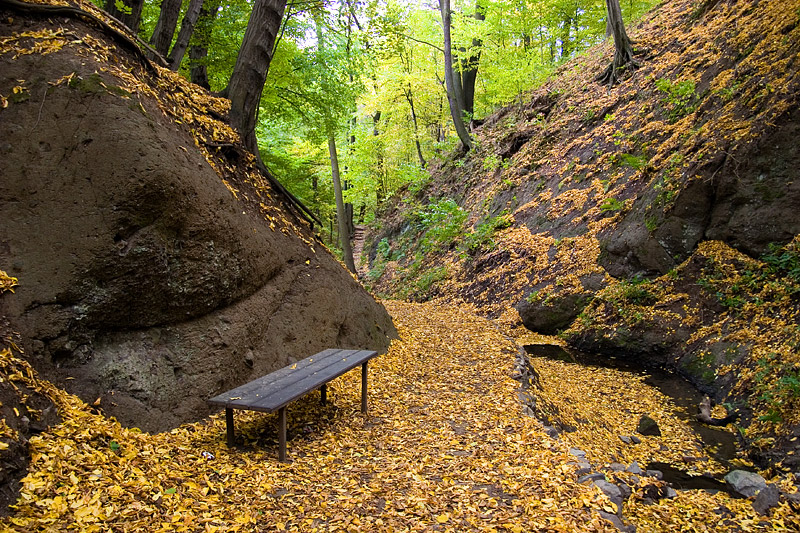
[
  {"left": 225, "top": 408, "right": 235, "bottom": 447},
  {"left": 278, "top": 406, "right": 287, "bottom": 462},
  {"left": 361, "top": 361, "right": 368, "bottom": 414},
  {"left": 320, "top": 383, "right": 327, "bottom": 405}
]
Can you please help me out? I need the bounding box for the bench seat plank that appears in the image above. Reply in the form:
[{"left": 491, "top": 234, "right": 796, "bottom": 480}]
[
  {"left": 208, "top": 349, "right": 376, "bottom": 412},
  {"left": 249, "top": 349, "right": 376, "bottom": 411}
]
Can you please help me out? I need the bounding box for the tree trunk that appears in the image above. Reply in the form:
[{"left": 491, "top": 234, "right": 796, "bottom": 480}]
[
  {"left": 188, "top": 0, "right": 220, "bottom": 89},
  {"left": 328, "top": 130, "right": 357, "bottom": 274},
  {"left": 596, "top": 0, "right": 638, "bottom": 86},
  {"left": 168, "top": 0, "right": 205, "bottom": 70},
  {"left": 403, "top": 87, "right": 427, "bottom": 168},
  {"left": 372, "top": 110, "right": 386, "bottom": 207},
  {"left": 104, "top": 0, "right": 145, "bottom": 34},
  {"left": 149, "top": 0, "right": 182, "bottom": 57},
  {"left": 459, "top": 0, "right": 484, "bottom": 122},
  {"left": 439, "top": 0, "right": 472, "bottom": 150},
  {"left": 560, "top": 14, "right": 572, "bottom": 59},
  {"left": 227, "top": 0, "right": 287, "bottom": 156}
]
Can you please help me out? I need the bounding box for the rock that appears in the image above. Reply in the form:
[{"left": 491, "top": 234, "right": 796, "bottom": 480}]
[
  {"left": 645, "top": 470, "right": 664, "bottom": 480},
  {"left": 515, "top": 289, "right": 592, "bottom": 335},
  {"left": 631, "top": 435, "right": 641, "bottom": 444},
  {"left": 578, "top": 473, "right": 607, "bottom": 484},
  {"left": 542, "top": 425, "right": 560, "bottom": 439},
  {"left": 724, "top": 470, "right": 768, "bottom": 498},
  {"left": 619, "top": 435, "right": 632, "bottom": 444},
  {"left": 598, "top": 510, "right": 637, "bottom": 533},
  {"left": 0, "top": 24, "right": 396, "bottom": 433},
  {"left": 594, "top": 480, "right": 625, "bottom": 516},
  {"left": 627, "top": 461, "right": 644, "bottom": 475},
  {"left": 636, "top": 415, "right": 661, "bottom": 437},
  {"left": 609, "top": 463, "right": 627, "bottom": 472},
  {"left": 666, "top": 487, "right": 678, "bottom": 499},
  {"left": 569, "top": 447, "right": 587, "bottom": 458},
  {"left": 576, "top": 462, "right": 593, "bottom": 475},
  {"left": 752, "top": 484, "right": 780, "bottom": 515}
]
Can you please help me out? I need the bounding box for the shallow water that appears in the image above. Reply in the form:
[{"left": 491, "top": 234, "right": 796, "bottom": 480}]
[{"left": 523, "top": 343, "right": 740, "bottom": 470}]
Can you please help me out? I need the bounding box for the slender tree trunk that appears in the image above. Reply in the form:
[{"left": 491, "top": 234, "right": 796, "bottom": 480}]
[
  {"left": 149, "top": 0, "right": 182, "bottom": 57},
  {"left": 560, "top": 14, "right": 572, "bottom": 59},
  {"left": 328, "top": 130, "right": 356, "bottom": 274},
  {"left": 228, "top": 0, "right": 288, "bottom": 156},
  {"left": 596, "top": 0, "right": 638, "bottom": 86},
  {"left": 168, "top": 0, "right": 205, "bottom": 70},
  {"left": 105, "top": 0, "right": 145, "bottom": 34},
  {"left": 403, "top": 87, "right": 427, "bottom": 168},
  {"left": 372, "top": 111, "right": 386, "bottom": 207},
  {"left": 439, "top": 0, "right": 472, "bottom": 150}
]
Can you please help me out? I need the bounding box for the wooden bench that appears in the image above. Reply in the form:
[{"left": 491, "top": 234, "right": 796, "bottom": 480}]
[{"left": 208, "top": 348, "right": 379, "bottom": 461}]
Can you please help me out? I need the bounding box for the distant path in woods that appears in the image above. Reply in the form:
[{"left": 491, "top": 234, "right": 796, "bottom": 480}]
[{"left": 351, "top": 224, "right": 369, "bottom": 278}]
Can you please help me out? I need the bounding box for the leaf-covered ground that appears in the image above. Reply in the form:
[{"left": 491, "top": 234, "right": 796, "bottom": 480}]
[{"left": 3, "top": 300, "right": 798, "bottom": 531}]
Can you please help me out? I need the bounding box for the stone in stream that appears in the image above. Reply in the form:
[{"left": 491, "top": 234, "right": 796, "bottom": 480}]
[
  {"left": 724, "top": 470, "right": 768, "bottom": 498},
  {"left": 636, "top": 415, "right": 661, "bottom": 436},
  {"left": 752, "top": 484, "right": 781, "bottom": 515},
  {"left": 593, "top": 479, "right": 625, "bottom": 516},
  {"left": 597, "top": 510, "right": 636, "bottom": 533},
  {"left": 627, "top": 461, "right": 644, "bottom": 475},
  {"left": 645, "top": 470, "right": 664, "bottom": 480},
  {"left": 569, "top": 447, "right": 587, "bottom": 458},
  {"left": 578, "top": 473, "right": 607, "bottom": 484}
]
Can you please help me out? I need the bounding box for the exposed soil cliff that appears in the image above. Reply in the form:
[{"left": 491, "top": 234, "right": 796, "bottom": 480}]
[
  {"left": 0, "top": 1, "right": 395, "bottom": 436},
  {"left": 364, "top": 0, "right": 800, "bottom": 467}
]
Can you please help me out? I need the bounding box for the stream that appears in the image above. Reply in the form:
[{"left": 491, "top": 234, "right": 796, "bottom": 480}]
[{"left": 524, "top": 343, "right": 740, "bottom": 492}]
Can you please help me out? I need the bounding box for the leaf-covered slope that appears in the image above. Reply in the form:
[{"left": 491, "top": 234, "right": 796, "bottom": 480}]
[
  {"left": 364, "top": 0, "right": 800, "bottom": 467},
  {"left": 0, "top": 0, "right": 395, "bottom": 435}
]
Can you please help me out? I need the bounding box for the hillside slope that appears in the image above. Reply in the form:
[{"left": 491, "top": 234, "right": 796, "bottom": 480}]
[{"left": 364, "top": 0, "right": 800, "bottom": 467}]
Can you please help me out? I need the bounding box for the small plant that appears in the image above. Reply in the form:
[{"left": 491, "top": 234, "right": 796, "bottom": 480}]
[
  {"left": 600, "top": 197, "right": 625, "bottom": 212},
  {"left": 753, "top": 353, "right": 800, "bottom": 424},
  {"left": 617, "top": 153, "right": 647, "bottom": 170},
  {"left": 525, "top": 290, "right": 541, "bottom": 303},
  {"left": 655, "top": 78, "right": 699, "bottom": 122},
  {"left": 417, "top": 198, "right": 468, "bottom": 254},
  {"left": 482, "top": 154, "right": 501, "bottom": 171},
  {"left": 617, "top": 275, "right": 657, "bottom": 305},
  {"left": 645, "top": 216, "right": 659, "bottom": 232},
  {"left": 462, "top": 212, "right": 513, "bottom": 253}
]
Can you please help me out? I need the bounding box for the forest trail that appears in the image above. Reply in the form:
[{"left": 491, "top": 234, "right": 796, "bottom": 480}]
[
  {"left": 352, "top": 224, "right": 369, "bottom": 279},
  {"left": 5, "top": 301, "right": 797, "bottom": 531}
]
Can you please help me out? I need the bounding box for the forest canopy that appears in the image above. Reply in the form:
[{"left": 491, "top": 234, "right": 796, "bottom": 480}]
[{"left": 107, "top": 0, "right": 656, "bottom": 244}]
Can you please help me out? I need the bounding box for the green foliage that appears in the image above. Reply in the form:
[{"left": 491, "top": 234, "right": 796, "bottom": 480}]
[
  {"left": 762, "top": 242, "right": 800, "bottom": 284},
  {"left": 114, "top": 0, "right": 132, "bottom": 15},
  {"left": 616, "top": 153, "right": 647, "bottom": 170},
  {"left": 600, "top": 197, "right": 625, "bottom": 212},
  {"left": 416, "top": 199, "right": 468, "bottom": 254},
  {"left": 655, "top": 78, "right": 700, "bottom": 122},
  {"left": 753, "top": 353, "right": 800, "bottom": 423},
  {"left": 462, "top": 212, "right": 513, "bottom": 253},
  {"left": 616, "top": 276, "right": 657, "bottom": 306}
]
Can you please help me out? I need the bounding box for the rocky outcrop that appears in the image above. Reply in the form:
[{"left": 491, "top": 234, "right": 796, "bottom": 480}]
[{"left": 0, "top": 11, "right": 395, "bottom": 432}]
